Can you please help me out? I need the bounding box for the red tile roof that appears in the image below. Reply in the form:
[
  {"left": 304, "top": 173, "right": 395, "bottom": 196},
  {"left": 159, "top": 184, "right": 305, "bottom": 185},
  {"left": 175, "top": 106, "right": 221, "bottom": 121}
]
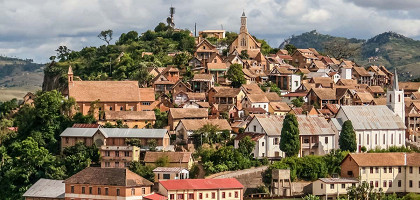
[
  {"left": 144, "top": 193, "right": 168, "bottom": 200},
  {"left": 159, "top": 178, "right": 243, "bottom": 190}
]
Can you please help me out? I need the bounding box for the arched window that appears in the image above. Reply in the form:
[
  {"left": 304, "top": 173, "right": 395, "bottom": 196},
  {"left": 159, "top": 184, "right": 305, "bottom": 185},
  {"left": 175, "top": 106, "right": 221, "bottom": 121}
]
[
  {"left": 398, "top": 94, "right": 401, "bottom": 102},
  {"left": 389, "top": 94, "right": 392, "bottom": 102}
]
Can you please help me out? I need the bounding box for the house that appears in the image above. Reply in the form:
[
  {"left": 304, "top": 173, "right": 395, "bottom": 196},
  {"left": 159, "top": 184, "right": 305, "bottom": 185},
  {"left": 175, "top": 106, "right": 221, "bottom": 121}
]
[
  {"left": 405, "top": 102, "right": 420, "bottom": 142},
  {"left": 67, "top": 66, "right": 144, "bottom": 118},
  {"left": 192, "top": 74, "right": 214, "bottom": 93},
  {"left": 309, "top": 77, "right": 334, "bottom": 88},
  {"left": 158, "top": 178, "right": 244, "bottom": 200},
  {"left": 291, "top": 49, "right": 319, "bottom": 69},
  {"left": 168, "top": 108, "right": 208, "bottom": 130},
  {"left": 173, "top": 92, "right": 206, "bottom": 105},
  {"left": 352, "top": 92, "right": 374, "bottom": 105},
  {"left": 224, "top": 54, "right": 244, "bottom": 67},
  {"left": 23, "top": 92, "right": 35, "bottom": 106},
  {"left": 306, "top": 88, "right": 338, "bottom": 107},
  {"left": 237, "top": 115, "right": 336, "bottom": 158},
  {"left": 175, "top": 119, "right": 232, "bottom": 142},
  {"left": 352, "top": 67, "right": 372, "bottom": 85},
  {"left": 206, "top": 54, "right": 229, "bottom": 83},
  {"left": 341, "top": 153, "right": 420, "bottom": 194},
  {"left": 241, "top": 83, "right": 264, "bottom": 94},
  {"left": 399, "top": 82, "right": 420, "bottom": 97},
  {"left": 312, "top": 178, "right": 358, "bottom": 200},
  {"left": 367, "top": 86, "right": 385, "bottom": 97},
  {"left": 194, "top": 39, "right": 218, "bottom": 61},
  {"left": 153, "top": 74, "right": 175, "bottom": 94},
  {"left": 100, "top": 145, "right": 140, "bottom": 168},
  {"left": 242, "top": 68, "right": 257, "bottom": 84},
  {"left": 208, "top": 87, "right": 245, "bottom": 108},
  {"left": 60, "top": 128, "right": 171, "bottom": 152},
  {"left": 153, "top": 167, "right": 189, "bottom": 183},
  {"left": 139, "top": 88, "right": 156, "bottom": 111},
  {"left": 23, "top": 178, "right": 65, "bottom": 200},
  {"left": 309, "top": 60, "right": 327, "bottom": 72},
  {"left": 171, "top": 80, "right": 192, "bottom": 96},
  {"left": 241, "top": 94, "right": 270, "bottom": 112},
  {"left": 210, "top": 104, "right": 242, "bottom": 121},
  {"left": 100, "top": 111, "right": 156, "bottom": 128},
  {"left": 331, "top": 105, "right": 406, "bottom": 153},
  {"left": 265, "top": 92, "right": 282, "bottom": 102},
  {"left": 268, "top": 102, "right": 291, "bottom": 115},
  {"left": 228, "top": 12, "right": 261, "bottom": 59},
  {"left": 268, "top": 66, "right": 301, "bottom": 92},
  {"left": 64, "top": 167, "right": 153, "bottom": 199},
  {"left": 182, "top": 101, "right": 210, "bottom": 109},
  {"left": 143, "top": 152, "right": 194, "bottom": 169}
]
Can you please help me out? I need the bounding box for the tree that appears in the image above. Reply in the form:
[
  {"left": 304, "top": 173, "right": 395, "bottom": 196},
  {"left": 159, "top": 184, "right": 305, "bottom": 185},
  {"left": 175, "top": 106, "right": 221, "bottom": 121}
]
[
  {"left": 153, "top": 109, "right": 168, "bottom": 128},
  {"left": 62, "top": 142, "right": 99, "bottom": 176},
  {"left": 55, "top": 46, "right": 72, "bottom": 61},
  {"left": 284, "top": 44, "right": 297, "bottom": 55},
  {"left": 128, "top": 161, "right": 154, "bottom": 182},
  {"left": 98, "top": 29, "right": 113, "bottom": 45},
  {"left": 147, "top": 139, "right": 157, "bottom": 151},
  {"left": 339, "top": 120, "right": 357, "bottom": 152},
  {"left": 173, "top": 52, "right": 192, "bottom": 68},
  {"left": 154, "top": 22, "right": 169, "bottom": 32},
  {"left": 155, "top": 156, "right": 169, "bottom": 167},
  {"left": 226, "top": 64, "right": 246, "bottom": 88},
  {"left": 0, "top": 98, "right": 18, "bottom": 119},
  {"left": 238, "top": 136, "right": 256, "bottom": 158},
  {"left": 240, "top": 50, "right": 249, "bottom": 59},
  {"left": 292, "top": 97, "right": 304, "bottom": 107},
  {"left": 280, "top": 113, "right": 300, "bottom": 157},
  {"left": 191, "top": 124, "right": 221, "bottom": 147},
  {"left": 302, "top": 194, "right": 320, "bottom": 200},
  {"left": 323, "top": 38, "right": 360, "bottom": 59},
  {"left": 347, "top": 181, "right": 379, "bottom": 200}
]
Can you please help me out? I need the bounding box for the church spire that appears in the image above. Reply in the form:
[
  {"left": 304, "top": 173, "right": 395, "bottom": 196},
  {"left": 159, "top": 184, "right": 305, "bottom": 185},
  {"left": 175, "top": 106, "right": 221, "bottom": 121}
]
[
  {"left": 68, "top": 65, "right": 73, "bottom": 84},
  {"left": 240, "top": 11, "right": 247, "bottom": 33},
  {"left": 393, "top": 68, "right": 399, "bottom": 91}
]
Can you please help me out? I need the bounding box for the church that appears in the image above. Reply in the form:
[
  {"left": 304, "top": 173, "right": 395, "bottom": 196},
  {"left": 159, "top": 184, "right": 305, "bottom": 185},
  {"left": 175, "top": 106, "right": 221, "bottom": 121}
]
[
  {"left": 228, "top": 12, "right": 262, "bottom": 59},
  {"left": 331, "top": 70, "right": 406, "bottom": 152}
]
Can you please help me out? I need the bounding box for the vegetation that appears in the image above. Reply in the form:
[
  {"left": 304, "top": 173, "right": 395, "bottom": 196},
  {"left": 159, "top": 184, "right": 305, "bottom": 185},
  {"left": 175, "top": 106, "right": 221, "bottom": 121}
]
[
  {"left": 191, "top": 124, "right": 230, "bottom": 148},
  {"left": 153, "top": 108, "right": 168, "bottom": 128},
  {"left": 280, "top": 113, "right": 300, "bottom": 157},
  {"left": 264, "top": 150, "right": 348, "bottom": 183},
  {"left": 259, "top": 82, "right": 281, "bottom": 96},
  {"left": 367, "top": 146, "right": 414, "bottom": 153},
  {"left": 128, "top": 161, "right": 154, "bottom": 182},
  {"left": 339, "top": 120, "right": 357, "bottom": 152},
  {"left": 226, "top": 63, "right": 246, "bottom": 88},
  {"left": 291, "top": 96, "right": 304, "bottom": 107}
]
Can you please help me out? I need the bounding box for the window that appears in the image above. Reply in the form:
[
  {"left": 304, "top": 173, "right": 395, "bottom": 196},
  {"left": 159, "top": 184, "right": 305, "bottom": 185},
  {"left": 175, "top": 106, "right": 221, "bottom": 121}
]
[
  {"left": 132, "top": 188, "right": 135, "bottom": 195},
  {"left": 110, "top": 106, "right": 113, "bottom": 110},
  {"left": 105, "top": 188, "right": 109, "bottom": 195},
  {"left": 398, "top": 180, "right": 402, "bottom": 187},
  {"left": 370, "top": 181, "right": 374, "bottom": 187},
  {"left": 389, "top": 167, "right": 392, "bottom": 173},
  {"left": 66, "top": 138, "right": 69, "bottom": 144},
  {"left": 375, "top": 181, "right": 378, "bottom": 188},
  {"left": 235, "top": 191, "right": 239, "bottom": 198},
  {"left": 347, "top": 171, "right": 353, "bottom": 176},
  {"left": 178, "top": 194, "right": 184, "bottom": 200},
  {"left": 229, "top": 193, "right": 232, "bottom": 197},
  {"left": 142, "top": 188, "right": 146, "bottom": 194},
  {"left": 206, "top": 194, "right": 209, "bottom": 198},
  {"left": 189, "top": 194, "right": 194, "bottom": 199},
  {"left": 399, "top": 134, "right": 401, "bottom": 144},
  {"left": 375, "top": 167, "right": 379, "bottom": 173},
  {"left": 98, "top": 188, "right": 101, "bottom": 195},
  {"left": 389, "top": 181, "right": 392, "bottom": 187},
  {"left": 125, "top": 151, "right": 130, "bottom": 157},
  {"left": 163, "top": 174, "right": 170, "bottom": 179},
  {"left": 325, "top": 137, "right": 328, "bottom": 144},
  {"left": 410, "top": 167, "right": 413, "bottom": 173},
  {"left": 362, "top": 167, "right": 366, "bottom": 174},
  {"left": 115, "top": 151, "right": 120, "bottom": 157},
  {"left": 105, "top": 162, "right": 110, "bottom": 167},
  {"left": 117, "top": 188, "right": 120, "bottom": 196},
  {"left": 71, "top": 186, "right": 74, "bottom": 193},
  {"left": 359, "top": 134, "right": 361, "bottom": 144},
  {"left": 211, "top": 192, "right": 215, "bottom": 199},
  {"left": 105, "top": 151, "right": 110, "bottom": 156},
  {"left": 352, "top": 183, "right": 356, "bottom": 187},
  {"left": 170, "top": 194, "right": 175, "bottom": 200},
  {"left": 383, "top": 181, "right": 387, "bottom": 187},
  {"left": 383, "top": 167, "right": 387, "bottom": 173},
  {"left": 410, "top": 180, "right": 413, "bottom": 188},
  {"left": 262, "top": 142, "right": 265, "bottom": 146},
  {"left": 391, "top": 134, "right": 394, "bottom": 145},
  {"left": 222, "top": 192, "right": 225, "bottom": 198},
  {"left": 398, "top": 94, "right": 401, "bottom": 102},
  {"left": 341, "top": 184, "right": 345, "bottom": 189},
  {"left": 120, "top": 106, "right": 124, "bottom": 111},
  {"left": 383, "top": 134, "right": 386, "bottom": 145},
  {"left": 82, "top": 187, "right": 85, "bottom": 194},
  {"left": 367, "top": 135, "right": 369, "bottom": 145},
  {"left": 199, "top": 193, "right": 203, "bottom": 199},
  {"left": 321, "top": 183, "right": 323, "bottom": 189},
  {"left": 370, "top": 167, "right": 373, "bottom": 174},
  {"left": 375, "top": 134, "right": 377, "bottom": 145},
  {"left": 274, "top": 138, "right": 279, "bottom": 145},
  {"left": 115, "top": 162, "right": 119, "bottom": 167},
  {"left": 398, "top": 167, "right": 402, "bottom": 173},
  {"left": 89, "top": 187, "right": 92, "bottom": 194},
  {"left": 330, "top": 184, "right": 334, "bottom": 189},
  {"left": 253, "top": 126, "right": 256, "bottom": 132}
]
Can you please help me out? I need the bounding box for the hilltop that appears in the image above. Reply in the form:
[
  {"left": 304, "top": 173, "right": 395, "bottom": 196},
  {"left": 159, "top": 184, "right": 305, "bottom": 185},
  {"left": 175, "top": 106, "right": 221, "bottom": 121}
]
[
  {"left": 280, "top": 30, "right": 420, "bottom": 80},
  {"left": 0, "top": 56, "right": 44, "bottom": 101}
]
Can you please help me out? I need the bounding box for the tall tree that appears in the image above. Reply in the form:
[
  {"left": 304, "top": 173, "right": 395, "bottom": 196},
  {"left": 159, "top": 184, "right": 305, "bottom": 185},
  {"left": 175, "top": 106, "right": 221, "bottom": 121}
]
[
  {"left": 238, "top": 136, "right": 256, "bottom": 158},
  {"left": 280, "top": 113, "right": 300, "bottom": 157},
  {"left": 98, "top": 29, "right": 113, "bottom": 45},
  {"left": 323, "top": 38, "right": 360, "bottom": 59},
  {"left": 55, "top": 46, "right": 72, "bottom": 61},
  {"left": 226, "top": 63, "right": 246, "bottom": 88},
  {"left": 339, "top": 120, "right": 357, "bottom": 152}
]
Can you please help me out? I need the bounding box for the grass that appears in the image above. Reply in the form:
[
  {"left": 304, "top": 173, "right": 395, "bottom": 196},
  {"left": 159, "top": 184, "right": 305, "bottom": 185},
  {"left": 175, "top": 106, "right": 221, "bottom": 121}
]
[{"left": 0, "top": 86, "right": 40, "bottom": 102}]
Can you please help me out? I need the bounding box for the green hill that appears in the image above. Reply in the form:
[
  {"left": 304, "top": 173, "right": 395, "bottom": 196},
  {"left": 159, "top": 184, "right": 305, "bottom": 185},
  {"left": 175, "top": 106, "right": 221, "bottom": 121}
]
[
  {"left": 280, "top": 31, "right": 420, "bottom": 80},
  {"left": 0, "top": 56, "right": 44, "bottom": 101}
]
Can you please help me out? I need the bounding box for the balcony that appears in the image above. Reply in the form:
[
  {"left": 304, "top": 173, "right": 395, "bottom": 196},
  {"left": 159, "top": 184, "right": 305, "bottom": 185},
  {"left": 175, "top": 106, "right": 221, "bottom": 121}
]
[{"left": 301, "top": 143, "right": 319, "bottom": 149}]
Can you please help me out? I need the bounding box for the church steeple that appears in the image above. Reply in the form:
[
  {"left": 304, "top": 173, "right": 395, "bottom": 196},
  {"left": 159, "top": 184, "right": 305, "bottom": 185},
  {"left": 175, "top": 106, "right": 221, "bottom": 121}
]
[
  {"left": 68, "top": 65, "right": 74, "bottom": 84},
  {"left": 240, "top": 11, "right": 248, "bottom": 33},
  {"left": 393, "top": 68, "right": 399, "bottom": 91},
  {"left": 387, "top": 68, "right": 405, "bottom": 123}
]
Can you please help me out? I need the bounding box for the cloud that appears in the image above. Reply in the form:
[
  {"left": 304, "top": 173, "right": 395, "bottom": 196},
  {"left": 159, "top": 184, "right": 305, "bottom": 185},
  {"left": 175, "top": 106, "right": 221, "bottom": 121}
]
[{"left": 1, "top": 0, "right": 420, "bottom": 63}]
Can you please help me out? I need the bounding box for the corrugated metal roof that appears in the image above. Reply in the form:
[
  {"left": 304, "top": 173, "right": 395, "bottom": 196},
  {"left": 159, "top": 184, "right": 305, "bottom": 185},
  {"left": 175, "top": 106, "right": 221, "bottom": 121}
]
[
  {"left": 153, "top": 167, "right": 188, "bottom": 173},
  {"left": 254, "top": 115, "right": 335, "bottom": 136},
  {"left": 60, "top": 128, "right": 168, "bottom": 138},
  {"left": 318, "top": 178, "right": 358, "bottom": 184},
  {"left": 338, "top": 105, "right": 406, "bottom": 130},
  {"left": 23, "top": 178, "right": 64, "bottom": 198}
]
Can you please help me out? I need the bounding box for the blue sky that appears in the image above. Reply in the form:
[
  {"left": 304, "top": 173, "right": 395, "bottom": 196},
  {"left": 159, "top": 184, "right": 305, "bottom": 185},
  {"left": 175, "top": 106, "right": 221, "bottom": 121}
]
[{"left": 1, "top": 0, "right": 420, "bottom": 63}]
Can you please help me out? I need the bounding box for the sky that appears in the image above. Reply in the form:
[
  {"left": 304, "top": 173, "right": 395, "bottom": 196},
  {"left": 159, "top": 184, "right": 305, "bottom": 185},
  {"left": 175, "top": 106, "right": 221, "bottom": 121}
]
[{"left": 1, "top": 0, "right": 420, "bottom": 63}]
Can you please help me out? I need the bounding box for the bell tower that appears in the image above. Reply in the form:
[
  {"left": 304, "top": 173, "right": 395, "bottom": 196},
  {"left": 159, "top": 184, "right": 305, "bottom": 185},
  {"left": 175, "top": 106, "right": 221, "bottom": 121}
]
[
  {"left": 387, "top": 69, "right": 405, "bottom": 123},
  {"left": 68, "top": 65, "right": 74, "bottom": 84},
  {"left": 240, "top": 11, "right": 248, "bottom": 33}
]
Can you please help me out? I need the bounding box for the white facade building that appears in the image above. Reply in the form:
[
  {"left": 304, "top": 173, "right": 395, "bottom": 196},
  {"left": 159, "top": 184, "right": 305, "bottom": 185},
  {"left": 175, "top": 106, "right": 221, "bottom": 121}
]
[{"left": 331, "top": 105, "right": 406, "bottom": 153}]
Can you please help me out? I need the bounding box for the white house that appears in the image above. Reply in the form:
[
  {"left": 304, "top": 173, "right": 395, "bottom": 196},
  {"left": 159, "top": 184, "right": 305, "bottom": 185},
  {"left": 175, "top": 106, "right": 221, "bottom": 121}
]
[
  {"left": 241, "top": 94, "right": 270, "bottom": 112},
  {"left": 234, "top": 115, "right": 336, "bottom": 159},
  {"left": 331, "top": 105, "right": 406, "bottom": 153},
  {"left": 312, "top": 178, "right": 359, "bottom": 200}
]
